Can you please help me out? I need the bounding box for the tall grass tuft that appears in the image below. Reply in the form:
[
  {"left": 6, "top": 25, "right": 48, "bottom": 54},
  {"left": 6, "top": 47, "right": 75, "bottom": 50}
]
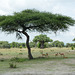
[{"left": 9, "top": 62, "right": 17, "bottom": 68}]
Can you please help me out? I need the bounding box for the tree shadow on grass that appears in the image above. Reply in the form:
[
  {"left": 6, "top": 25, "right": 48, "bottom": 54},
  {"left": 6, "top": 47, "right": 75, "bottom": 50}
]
[
  {"left": 9, "top": 56, "right": 75, "bottom": 63},
  {"left": 33, "top": 56, "right": 75, "bottom": 61}
]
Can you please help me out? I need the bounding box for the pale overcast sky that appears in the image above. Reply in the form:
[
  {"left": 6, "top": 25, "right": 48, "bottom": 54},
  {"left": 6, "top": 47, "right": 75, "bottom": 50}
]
[{"left": 0, "top": 0, "right": 75, "bottom": 44}]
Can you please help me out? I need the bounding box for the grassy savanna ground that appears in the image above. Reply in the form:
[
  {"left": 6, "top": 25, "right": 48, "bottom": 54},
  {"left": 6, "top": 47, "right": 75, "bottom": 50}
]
[{"left": 0, "top": 47, "right": 75, "bottom": 75}]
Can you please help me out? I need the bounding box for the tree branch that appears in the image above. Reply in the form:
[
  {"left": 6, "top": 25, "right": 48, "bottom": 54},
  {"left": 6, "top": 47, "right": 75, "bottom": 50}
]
[
  {"left": 5, "top": 27, "right": 23, "bottom": 33},
  {"left": 14, "top": 29, "right": 22, "bottom": 33}
]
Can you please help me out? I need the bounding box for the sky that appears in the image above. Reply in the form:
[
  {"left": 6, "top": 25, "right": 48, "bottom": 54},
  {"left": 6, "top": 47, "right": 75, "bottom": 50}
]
[{"left": 0, "top": 0, "right": 75, "bottom": 44}]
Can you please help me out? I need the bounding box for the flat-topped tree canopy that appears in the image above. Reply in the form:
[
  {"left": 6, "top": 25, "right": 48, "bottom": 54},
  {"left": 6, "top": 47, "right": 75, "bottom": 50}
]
[
  {"left": 0, "top": 9, "right": 75, "bottom": 33},
  {"left": 0, "top": 9, "right": 75, "bottom": 59}
]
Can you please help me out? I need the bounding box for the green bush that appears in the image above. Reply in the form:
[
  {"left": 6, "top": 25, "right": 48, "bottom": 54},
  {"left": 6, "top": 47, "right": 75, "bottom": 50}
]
[
  {"left": 9, "top": 62, "right": 17, "bottom": 68},
  {"left": 71, "top": 46, "right": 74, "bottom": 50},
  {"left": 0, "top": 58, "right": 5, "bottom": 62},
  {"left": 10, "top": 57, "right": 26, "bottom": 62},
  {"left": 19, "top": 53, "right": 23, "bottom": 55},
  {"left": 29, "top": 42, "right": 35, "bottom": 48},
  {"left": 0, "top": 52, "right": 3, "bottom": 55},
  {"left": 44, "top": 43, "right": 49, "bottom": 48},
  {"left": 19, "top": 45, "right": 22, "bottom": 48}
]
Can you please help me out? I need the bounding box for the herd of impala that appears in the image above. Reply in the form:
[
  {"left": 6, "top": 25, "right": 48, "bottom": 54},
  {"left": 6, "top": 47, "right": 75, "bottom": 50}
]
[{"left": 41, "top": 51, "right": 67, "bottom": 58}]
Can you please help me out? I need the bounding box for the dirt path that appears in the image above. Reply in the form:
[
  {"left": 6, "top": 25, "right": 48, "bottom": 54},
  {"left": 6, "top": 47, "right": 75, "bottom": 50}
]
[{"left": 2, "top": 59, "right": 75, "bottom": 75}]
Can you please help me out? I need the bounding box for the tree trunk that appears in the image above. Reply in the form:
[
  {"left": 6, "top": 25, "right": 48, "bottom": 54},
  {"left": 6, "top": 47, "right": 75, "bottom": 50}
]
[
  {"left": 23, "top": 32, "right": 33, "bottom": 59},
  {"left": 40, "top": 41, "right": 44, "bottom": 49}
]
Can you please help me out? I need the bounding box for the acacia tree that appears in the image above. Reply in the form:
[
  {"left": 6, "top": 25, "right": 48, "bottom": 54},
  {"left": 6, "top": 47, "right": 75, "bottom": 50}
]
[
  {"left": 33, "top": 34, "right": 53, "bottom": 48},
  {"left": 0, "top": 9, "right": 75, "bottom": 59}
]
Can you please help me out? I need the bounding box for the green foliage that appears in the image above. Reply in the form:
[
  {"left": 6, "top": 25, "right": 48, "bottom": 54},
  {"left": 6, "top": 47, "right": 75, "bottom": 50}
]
[
  {"left": 0, "top": 52, "right": 3, "bottom": 55},
  {"left": 49, "top": 43, "right": 53, "bottom": 47},
  {"left": 33, "top": 34, "right": 53, "bottom": 48},
  {"left": 66, "top": 43, "right": 75, "bottom": 47},
  {"left": 58, "top": 43, "right": 63, "bottom": 48},
  {"left": 10, "top": 42, "right": 25, "bottom": 48},
  {"left": 10, "top": 57, "right": 26, "bottom": 62},
  {"left": 0, "top": 41, "right": 25, "bottom": 48},
  {"left": 71, "top": 46, "right": 74, "bottom": 50},
  {"left": 9, "top": 62, "right": 17, "bottom": 68},
  {"left": 37, "top": 42, "right": 49, "bottom": 48},
  {"left": 33, "top": 34, "right": 53, "bottom": 42},
  {"left": 44, "top": 43, "right": 50, "bottom": 48},
  {"left": 37, "top": 42, "right": 41, "bottom": 48},
  {"left": 0, "top": 58, "right": 5, "bottom": 62},
  {"left": 0, "top": 9, "right": 75, "bottom": 35},
  {"left": 19, "top": 53, "right": 23, "bottom": 55},
  {"left": 0, "top": 41, "right": 10, "bottom": 48},
  {"left": 66, "top": 43, "right": 71, "bottom": 47},
  {"left": 19, "top": 45, "right": 22, "bottom": 48},
  {"left": 51, "top": 40, "right": 64, "bottom": 47},
  {"left": 29, "top": 42, "right": 35, "bottom": 48}
]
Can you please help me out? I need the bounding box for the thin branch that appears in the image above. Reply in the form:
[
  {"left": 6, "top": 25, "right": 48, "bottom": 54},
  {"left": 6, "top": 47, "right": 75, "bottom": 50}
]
[{"left": 14, "top": 29, "right": 22, "bottom": 33}]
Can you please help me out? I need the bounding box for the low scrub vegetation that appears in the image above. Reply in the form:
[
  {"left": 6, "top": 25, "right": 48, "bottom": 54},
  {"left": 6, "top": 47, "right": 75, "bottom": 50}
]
[{"left": 9, "top": 62, "right": 17, "bottom": 68}]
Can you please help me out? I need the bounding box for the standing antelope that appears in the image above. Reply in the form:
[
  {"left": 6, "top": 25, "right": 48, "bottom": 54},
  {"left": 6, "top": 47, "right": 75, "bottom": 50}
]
[
  {"left": 42, "top": 53, "right": 48, "bottom": 57},
  {"left": 59, "top": 53, "right": 65, "bottom": 57},
  {"left": 55, "top": 53, "right": 58, "bottom": 56},
  {"left": 46, "top": 53, "right": 48, "bottom": 57},
  {"left": 42, "top": 54, "right": 46, "bottom": 57}
]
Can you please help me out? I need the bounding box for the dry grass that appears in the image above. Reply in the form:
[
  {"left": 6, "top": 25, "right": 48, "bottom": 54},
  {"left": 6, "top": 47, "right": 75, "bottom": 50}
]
[{"left": 0, "top": 47, "right": 75, "bottom": 59}]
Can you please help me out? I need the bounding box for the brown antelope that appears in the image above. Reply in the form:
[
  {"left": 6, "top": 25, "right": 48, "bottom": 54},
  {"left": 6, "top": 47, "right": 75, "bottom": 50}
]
[
  {"left": 46, "top": 53, "right": 48, "bottom": 57},
  {"left": 59, "top": 53, "right": 65, "bottom": 57},
  {"left": 55, "top": 53, "right": 58, "bottom": 56},
  {"left": 42, "top": 54, "right": 46, "bottom": 57},
  {"left": 42, "top": 53, "right": 48, "bottom": 57}
]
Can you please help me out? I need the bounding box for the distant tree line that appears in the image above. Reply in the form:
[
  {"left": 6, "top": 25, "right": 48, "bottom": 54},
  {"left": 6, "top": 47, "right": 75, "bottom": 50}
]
[
  {"left": 30, "top": 34, "right": 65, "bottom": 48},
  {"left": 0, "top": 41, "right": 75, "bottom": 49},
  {"left": 66, "top": 43, "right": 75, "bottom": 47},
  {"left": 0, "top": 41, "right": 25, "bottom": 48},
  {"left": 0, "top": 34, "right": 75, "bottom": 49},
  {"left": 0, "top": 41, "right": 10, "bottom": 48},
  {"left": 29, "top": 40, "right": 65, "bottom": 48},
  {"left": 29, "top": 41, "right": 75, "bottom": 48},
  {"left": 29, "top": 34, "right": 75, "bottom": 48}
]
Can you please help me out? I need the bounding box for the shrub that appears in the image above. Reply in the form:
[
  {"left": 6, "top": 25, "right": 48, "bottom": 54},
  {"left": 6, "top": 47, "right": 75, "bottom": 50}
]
[
  {"left": 19, "top": 45, "right": 22, "bottom": 49},
  {"left": 9, "top": 62, "right": 17, "bottom": 68},
  {"left": 71, "top": 46, "right": 74, "bottom": 50},
  {"left": 29, "top": 42, "right": 35, "bottom": 48},
  {"left": 0, "top": 52, "right": 3, "bottom": 55},
  {"left": 0, "top": 58, "right": 4, "bottom": 62},
  {"left": 10, "top": 57, "right": 26, "bottom": 62},
  {"left": 19, "top": 53, "right": 23, "bottom": 55}
]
